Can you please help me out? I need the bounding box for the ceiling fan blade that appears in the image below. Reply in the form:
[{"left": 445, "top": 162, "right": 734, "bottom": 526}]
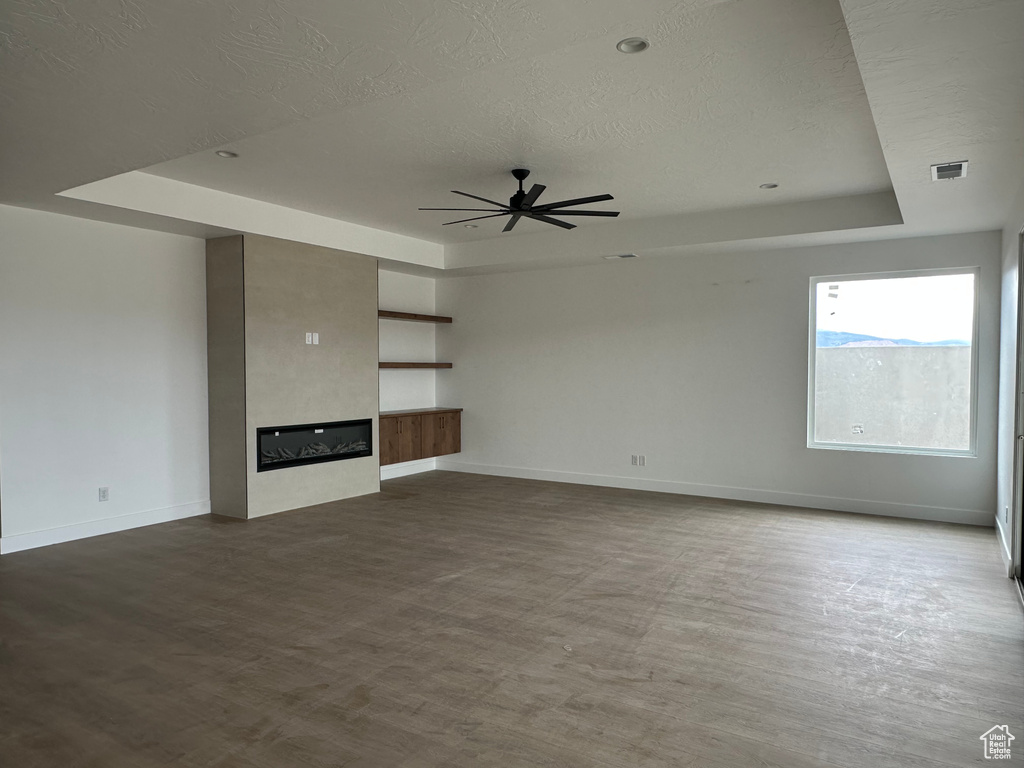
[
  {"left": 503, "top": 213, "right": 523, "bottom": 232},
  {"left": 520, "top": 184, "right": 546, "bottom": 209},
  {"left": 527, "top": 213, "right": 576, "bottom": 230},
  {"left": 419, "top": 207, "right": 507, "bottom": 212},
  {"left": 538, "top": 210, "right": 620, "bottom": 217},
  {"left": 533, "top": 194, "right": 614, "bottom": 211},
  {"left": 451, "top": 190, "right": 508, "bottom": 208},
  {"left": 442, "top": 213, "right": 511, "bottom": 226}
]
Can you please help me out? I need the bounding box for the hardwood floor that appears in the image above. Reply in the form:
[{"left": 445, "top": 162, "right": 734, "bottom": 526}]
[{"left": 1, "top": 471, "right": 1020, "bottom": 767}]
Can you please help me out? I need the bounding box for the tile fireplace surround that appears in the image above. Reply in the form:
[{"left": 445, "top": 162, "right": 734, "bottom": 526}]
[{"left": 206, "top": 234, "right": 379, "bottom": 519}]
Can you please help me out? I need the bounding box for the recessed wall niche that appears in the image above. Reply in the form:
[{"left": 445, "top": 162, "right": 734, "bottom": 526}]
[{"left": 206, "top": 234, "right": 379, "bottom": 519}]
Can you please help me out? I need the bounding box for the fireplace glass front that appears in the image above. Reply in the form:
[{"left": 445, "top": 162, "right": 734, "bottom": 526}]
[{"left": 257, "top": 419, "right": 372, "bottom": 471}]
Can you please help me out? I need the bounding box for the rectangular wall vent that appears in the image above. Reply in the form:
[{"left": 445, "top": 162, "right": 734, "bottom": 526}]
[{"left": 931, "top": 161, "right": 968, "bottom": 181}]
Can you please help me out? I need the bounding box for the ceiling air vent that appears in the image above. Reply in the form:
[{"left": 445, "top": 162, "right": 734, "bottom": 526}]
[{"left": 931, "top": 161, "right": 968, "bottom": 181}]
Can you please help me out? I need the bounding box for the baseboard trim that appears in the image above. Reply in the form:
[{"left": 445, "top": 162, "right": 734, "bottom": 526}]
[
  {"left": 381, "top": 457, "right": 437, "bottom": 481},
  {"left": 434, "top": 459, "right": 993, "bottom": 527},
  {"left": 0, "top": 500, "right": 211, "bottom": 555}
]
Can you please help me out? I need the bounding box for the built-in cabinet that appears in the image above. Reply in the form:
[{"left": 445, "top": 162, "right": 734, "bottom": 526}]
[
  {"left": 379, "top": 408, "right": 462, "bottom": 465},
  {"left": 378, "top": 306, "right": 461, "bottom": 467}
]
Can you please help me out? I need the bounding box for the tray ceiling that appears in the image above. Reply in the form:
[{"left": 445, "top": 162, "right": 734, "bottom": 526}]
[
  {"left": 2, "top": 0, "right": 1021, "bottom": 272},
  {"left": 141, "top": 0, "right": 890, "bottom": 243}
]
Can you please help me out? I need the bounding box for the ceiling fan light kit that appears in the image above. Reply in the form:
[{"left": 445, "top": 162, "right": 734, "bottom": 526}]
[{"left": 418, "top": 169, "right": 620, "bottom": 232}]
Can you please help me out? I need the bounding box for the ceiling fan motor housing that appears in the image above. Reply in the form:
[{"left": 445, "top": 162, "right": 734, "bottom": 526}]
[{"left": 511, "top": 169, "right": 530, "bottom": 208}]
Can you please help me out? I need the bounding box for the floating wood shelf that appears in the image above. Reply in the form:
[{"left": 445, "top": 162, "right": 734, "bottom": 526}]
[
  {"left": 379, "top": 362, "right": 453, "bottom": 369},
  {"left": 378, "top": 310, "right": 453, "bottom": 324}
]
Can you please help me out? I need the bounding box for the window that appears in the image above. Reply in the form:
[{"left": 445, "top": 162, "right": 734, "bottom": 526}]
[{"left": 808, "top": 268, "right": 978, "bottom": 456}]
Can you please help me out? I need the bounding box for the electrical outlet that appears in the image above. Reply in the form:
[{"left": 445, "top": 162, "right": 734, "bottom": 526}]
[
  {"left": 305, "top": 332, "right": 312, "bottom": 344},
  {"left": 639, "top": 455, "right": 646, "bottom": 467},
  {"left": 98, "top": 487, "right": 109, "bottom": 502},
  {"left": 631, "top": 455, "right": 638, "bottom": 466}
]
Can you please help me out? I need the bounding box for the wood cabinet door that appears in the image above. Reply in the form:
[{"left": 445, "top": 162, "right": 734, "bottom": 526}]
[
  {"left": 397, "top": 415, "right": 422, "bottom": 462},
  {"left": 421, "top": 413, "right": 446, "bottom": 457},
  {"left": 422, "top": 412, "right": 461, "bottom": 457},
  {"left": 379, "top": 417, "right": 400, "bottom": 466},
  {"left": 447, "top": 411, "right": 461, "bottom": 455}
]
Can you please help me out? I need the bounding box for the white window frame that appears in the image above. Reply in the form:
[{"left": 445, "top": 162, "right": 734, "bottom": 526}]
[{"left": 806, "top": 266, "right": 981, "bottom": 458}]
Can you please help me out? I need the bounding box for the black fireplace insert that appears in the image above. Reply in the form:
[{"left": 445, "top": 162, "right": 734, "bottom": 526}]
[{"left": 257, "top": 418, "right": 372, "bottom": 471}]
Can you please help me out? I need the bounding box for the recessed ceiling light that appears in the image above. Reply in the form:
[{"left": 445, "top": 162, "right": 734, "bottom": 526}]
[
  {"left": 759, "top": 183, "right": 778, "bottom": 189},
  {"left": 616, "top": 37, "right": 650, "bottom": 54},
  {"left": 215, "top": 150, "right": 238, "bottom": 159},
  {"left": 464, "top": 224, "right": 478, "bottom": 229}
]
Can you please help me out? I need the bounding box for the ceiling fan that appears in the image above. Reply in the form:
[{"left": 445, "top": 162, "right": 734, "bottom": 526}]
[{"left": 419, "top": 169, "right": 620, "bottom": 232}]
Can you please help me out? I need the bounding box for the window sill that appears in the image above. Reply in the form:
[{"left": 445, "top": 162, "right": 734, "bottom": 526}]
[{"left": 807, "top": 441, "right": 977, "bottom": 458}]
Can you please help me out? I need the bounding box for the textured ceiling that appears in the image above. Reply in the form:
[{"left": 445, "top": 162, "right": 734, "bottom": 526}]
[
  {"left": 2, "top": 0, "right": 1022, "bottom": 271},
  {"left": 0, "top": 0, "right": 726, "bottom": 202},
  {"left": 141, "top": 0, "right": 890, "bottom": 243},
  {"left": 839, "top": 0, "right": 1023, "bottom": 242}
]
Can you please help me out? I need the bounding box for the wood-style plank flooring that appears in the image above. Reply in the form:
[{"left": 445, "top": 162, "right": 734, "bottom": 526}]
[{"left": 1, "top": 471, "right": 1021, "bottom": 767}]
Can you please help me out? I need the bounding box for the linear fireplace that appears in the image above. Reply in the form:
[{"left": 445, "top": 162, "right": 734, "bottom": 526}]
[{"left": 257, "top": 418, "right": 372, "bottom": 472}]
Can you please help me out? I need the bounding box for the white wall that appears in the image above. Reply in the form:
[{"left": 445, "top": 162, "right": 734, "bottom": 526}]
[
  {"left": 437, "top": 231, "right": 1001, "bottom": 526},
  {"left": 996, "top": 182, "right": 1024, "bottom": 566},
  {"left": 0, "top": 206, "right": 210, "bottom": 552},
  {"left": 378, "top": 269, "right": 438, "bottom": 412}
]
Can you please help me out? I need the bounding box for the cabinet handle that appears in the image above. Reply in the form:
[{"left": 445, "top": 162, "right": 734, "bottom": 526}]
[
  {"left": 398, "top": 421, "right": 402, "bottom": 434},
  {"left": 441, "top": 415, "right": 445, "bottom": 429}
]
